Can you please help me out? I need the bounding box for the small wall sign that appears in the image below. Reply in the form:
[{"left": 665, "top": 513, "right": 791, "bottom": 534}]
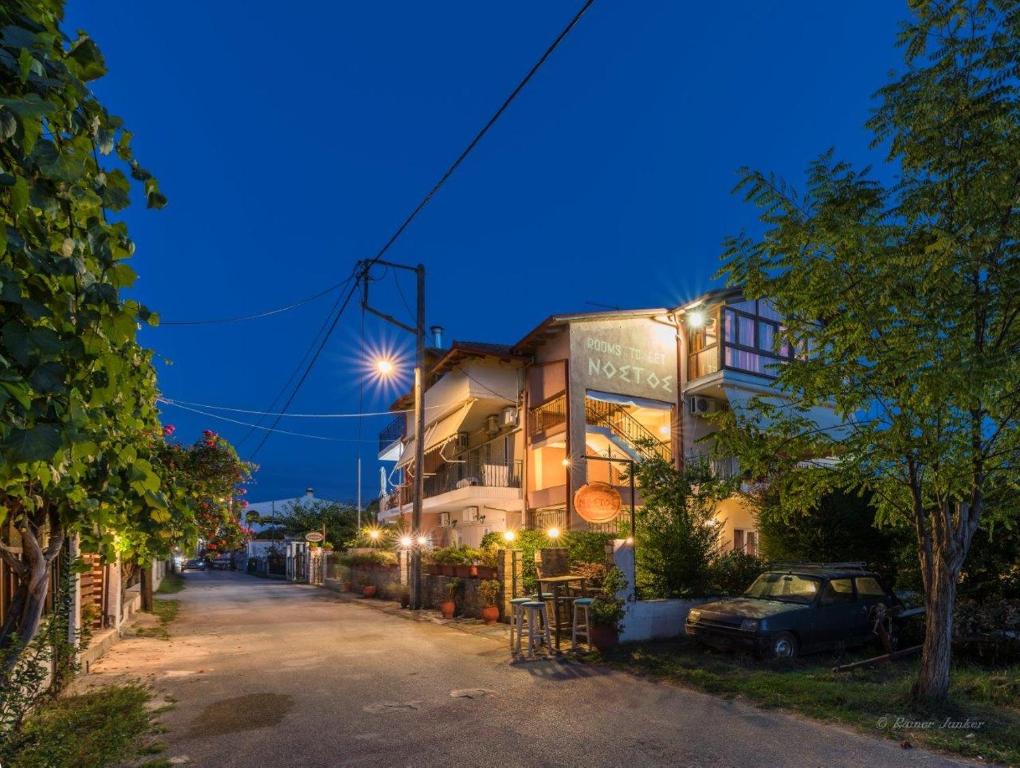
[{"left": 573, "top": 482, "right": 622, "bottom": 524}]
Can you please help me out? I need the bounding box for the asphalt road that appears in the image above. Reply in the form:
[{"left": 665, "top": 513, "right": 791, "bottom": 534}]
[{"left": 86, "top": 570, "right": 973, "bottom": 768}]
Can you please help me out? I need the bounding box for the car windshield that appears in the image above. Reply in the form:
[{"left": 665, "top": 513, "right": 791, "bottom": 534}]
[{"left": 744, "top": 573, "right": 821, "bottom": 604}]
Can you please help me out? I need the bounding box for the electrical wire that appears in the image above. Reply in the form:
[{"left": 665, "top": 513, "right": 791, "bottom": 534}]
[
  {"left": 159, "top": 280, "right": 348, "bottom": 326},
  {"left": 250, "top": 276, "right": 361, "bottom": 459},
  {"left": 240, "top": 0, "right": 595, "bottom": 457},
  {"left": 157, "top": 398, "right": 380, "bottom": 442}
]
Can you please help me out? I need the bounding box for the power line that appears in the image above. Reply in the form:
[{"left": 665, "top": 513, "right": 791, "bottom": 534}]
[
  {"left": 250, "top": 276, "right": 361, "bottom": 459},
  {"left": 157, "top": 399, "right": 379, "bottom": 442},
  {"left": 159, "top": 280, "right": 348, "bottom": 326},
  {"left": 244, "top": 0, "right": 596, "bottom": 457},
  {"left": 236, "top": 272, "right": 358, "bottom": 447},
  {"left": 358, "top": 0, "right": 596, "bottom": 274},
  {"left": 158, "top": 396, "right": 457, "bottom": 419}
]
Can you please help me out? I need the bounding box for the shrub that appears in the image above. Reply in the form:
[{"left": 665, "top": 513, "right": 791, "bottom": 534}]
[
  {"left": 482, "top": 529, "right": 548, "bottom": 594},
  {"left": 590, "top": 566, "right": 628, "bottom": 630},
  {"left": 563, "top": 531, "right": 614, "bottom": 567},
  {"left": 709, "top": 551, "right": 768, "bottom": 596},
  {"left": 339, "top": 550, "right": 396, "bottom": 568},
  {"left": 954, "top": 598, "right": 1020, "bottom": 664},
  {"left": 478, "top": 579, "right": 501, "bottom": 607}
]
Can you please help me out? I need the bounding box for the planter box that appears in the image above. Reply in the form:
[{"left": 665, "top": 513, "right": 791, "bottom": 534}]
[
  {"left": 454, "top": 565, "right": 474, "bottom": 578},
  {"left": 472, "top": 565, "right": 497, "bottom": 580}
]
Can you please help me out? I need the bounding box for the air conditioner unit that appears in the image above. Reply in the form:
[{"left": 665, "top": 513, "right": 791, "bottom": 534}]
[
  {"left": 501, "top": 406, "right": 519, "bottom": 427},
  {"left": 462, "top": 506, "right": 479, "bottom": 523},
  {"left": 439, "top": 512, "right": 450, "bottom": 528},
  {"left": 485, "top": 414, "right": 500, "bottom": 435},
  {"left": 689, "top": 396, "right": 720, "bottom": 415},
  {"left": 455, "top": 431, "right": 470, "bottom": 451}
]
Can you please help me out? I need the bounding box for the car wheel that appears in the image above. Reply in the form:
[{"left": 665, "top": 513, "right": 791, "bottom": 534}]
[{"left": 769, "top": 632, "right": 798, "bottom": 660}]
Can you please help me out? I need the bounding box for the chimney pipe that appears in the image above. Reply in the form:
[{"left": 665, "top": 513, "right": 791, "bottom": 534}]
[{"left": 430, "top": 325, "right": 444, "bottom": 349}]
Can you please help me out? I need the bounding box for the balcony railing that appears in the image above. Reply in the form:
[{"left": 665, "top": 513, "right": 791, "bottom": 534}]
[
  {"left": 378, "top": 414, "right": 405, "bottom": 453},
  {"left": 381, "top": 443, "right": 523, "bottom": 511},
  {"left": 529, "top": 395, "right": 566, "bottom": 436},
  {"left": 686, "top": 453, "right": 740, "bottom": 480}
]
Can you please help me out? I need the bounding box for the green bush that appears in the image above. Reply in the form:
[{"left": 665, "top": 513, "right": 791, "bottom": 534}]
[
  {"left": 339, "top": 550, "right": 396, "bottom": 568},
  {"left": 563, "top": 531, "right": 614, "bottom": 567},
  {"left": 590, "top": 566, "right": 628, "bottom": 630},
  {"left": 708, "top": 551, "right": 767, "bottom": 596}
]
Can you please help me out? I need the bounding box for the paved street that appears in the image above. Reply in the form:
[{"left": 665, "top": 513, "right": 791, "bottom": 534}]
[{"left": 86, "top": 571, "right": 971, "bottom": 768}]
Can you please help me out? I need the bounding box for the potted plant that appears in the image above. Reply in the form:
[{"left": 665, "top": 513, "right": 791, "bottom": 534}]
[
  {"left": 472, "top": 546, "right": 499, "bottom": 579},
  {"left": 361, "top": 578, "right": 377, "bottom": 598},
  {"left": 478, "top": 579, "right": 501, "bottom": 624},
  {"left": 439, "top": 578, "right": 460, "bottom": 619},
  {"left": 589, "top": 566, "right": 627, "bottom": 651},
  {"left": 454, "top": 547, "right": 477, "bottom": 578}
]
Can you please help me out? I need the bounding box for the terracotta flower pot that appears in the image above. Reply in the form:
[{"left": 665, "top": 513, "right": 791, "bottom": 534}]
[
  {"left": 590, "top": 625, "right": 619, "bottom": 651},
  {"left": 473, "top": 565, "right": 497, "bottom": 579},
  {"left": 362, "top": 585, "right": 377, "bottom": 598},
  {"left": 343, "top": 581, "right": 354, "bottom": 592},
  {"left": 439, "top": 600, "right": 456, "bottom": 619},
  {"left": 481, "top": 605, "right": 500, "bottom": 625}
]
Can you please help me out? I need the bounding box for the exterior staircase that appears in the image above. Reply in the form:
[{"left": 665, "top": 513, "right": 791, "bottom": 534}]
[{"left": 584, "top": 398, "right": 672, "bottom": 463}]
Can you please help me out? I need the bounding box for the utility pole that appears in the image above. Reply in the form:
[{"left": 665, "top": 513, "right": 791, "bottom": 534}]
[
  {"left": 361, "top": 259, "right": 426, "bottom": 610},
  {"left": 356, "top": 455, "right": 362, "bottom": 530}
]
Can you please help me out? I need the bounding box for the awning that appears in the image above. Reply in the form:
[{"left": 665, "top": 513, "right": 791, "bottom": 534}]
[
  {"left": 586, "top": 389, "right": 673, "bottom": 410},
  {"left": 395, "top": 402, "right": 474, "bottom": 470}
]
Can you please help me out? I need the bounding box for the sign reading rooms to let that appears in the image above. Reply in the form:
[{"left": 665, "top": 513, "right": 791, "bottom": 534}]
[{"left": 573, "top": 319, "right": 677, "bottom": 400}]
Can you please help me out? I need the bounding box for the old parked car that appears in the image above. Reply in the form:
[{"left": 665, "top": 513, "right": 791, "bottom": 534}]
[{"left": 686, "top": 564, "right": 901, "bottom": 659}]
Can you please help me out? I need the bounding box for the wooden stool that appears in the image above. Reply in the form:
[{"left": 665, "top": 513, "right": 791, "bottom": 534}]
[
  {"left": 572, "top": 597, "right": 593, "bottom": 650},
  {"left": 515, "top": 601, "right": 552, "bottom": 658},
  {"left": 509, "top": 597, "right": 532, "bottom": 654}
]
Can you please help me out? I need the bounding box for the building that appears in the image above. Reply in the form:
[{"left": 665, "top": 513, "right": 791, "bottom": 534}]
[
  {"left": 378, "top": 341, "right": 527, "bottom": 548},
  {"left": 378, "top": 289, "right": 837, "bottom": 554},
  {"left": 245, "top": 487, "right": 335, "bottom": 559}
]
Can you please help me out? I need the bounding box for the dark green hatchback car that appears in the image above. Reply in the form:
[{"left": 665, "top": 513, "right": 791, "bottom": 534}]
[{"left": 685, "top": 565, "right": 901, "bottom": 659}]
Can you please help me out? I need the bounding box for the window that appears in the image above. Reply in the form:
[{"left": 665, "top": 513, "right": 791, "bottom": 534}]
[
  {"left": 721, "top": 300, "right": 788, "bottom": 378},
  {"left": 733, "top": 529, "right": 758, "bottom": 556},
  {"left": 688, "top": 313, "right": 720, "bottom": 380},
  {"left": 743, "top": 573, "right": 819, "bottom": 604},
  {"left": 855, "top": 576, "right": 886, "bottom": 599},
  {"left": 820, "top": 578, "right": 855, "bottom": 605}
]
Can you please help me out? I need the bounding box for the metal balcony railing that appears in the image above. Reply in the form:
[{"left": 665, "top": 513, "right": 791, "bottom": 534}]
[
  {"left": 382, "top": 443, "right": 523, "bottom": 510},
  {"left": 529, "top": 395, "right": 566, "bottom": 436},
  {"left": 378, "top": 414, "right": 405, "bottom": 453}
]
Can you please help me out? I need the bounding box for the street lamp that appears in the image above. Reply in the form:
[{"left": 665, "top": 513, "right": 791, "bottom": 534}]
[
  {"left": 398, "top": 535, "right": 413, "bottom": 549},
  {"left": 362, "top": 260, "right": 427, "bottom": 611},
  {"left": 375, "top": 358, "right": 396, "bottom": 377}
]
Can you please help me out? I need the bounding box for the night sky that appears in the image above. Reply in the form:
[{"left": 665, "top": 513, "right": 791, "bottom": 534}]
[{"left": 66, "top": 2, "right": 909, "bottom": 503}]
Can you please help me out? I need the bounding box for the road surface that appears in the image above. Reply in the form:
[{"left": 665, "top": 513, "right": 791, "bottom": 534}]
[{"left": 85, "top": 570, "right": 972, "bottom": 768}]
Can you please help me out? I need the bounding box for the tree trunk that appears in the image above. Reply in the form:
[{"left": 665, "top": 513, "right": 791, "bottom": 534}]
[
  {"left": 912, "top": 556, "right": 957, "bottom": 705},
  {"left": 140, "top": 564, "right": 153, "bottom": 612}
]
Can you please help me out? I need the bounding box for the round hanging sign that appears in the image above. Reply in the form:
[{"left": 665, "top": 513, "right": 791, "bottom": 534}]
[
  {"left": 573, "top": 482, "right": 622, "bottom": 524},
  {"left": 305, "top": 531, "right": 324, "bottom": 543}
]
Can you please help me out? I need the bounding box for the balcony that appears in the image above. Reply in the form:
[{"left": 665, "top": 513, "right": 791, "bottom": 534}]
[
  {"left": 529, "top": 394, "right": 566, "bottom": 437},
  {"left": 381, "top": 442, "right": 523, "bottom": 514}
]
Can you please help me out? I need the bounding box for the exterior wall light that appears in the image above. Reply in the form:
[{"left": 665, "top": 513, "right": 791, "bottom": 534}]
[
  {"left": 686, "top": 309, "right": 706, "bottom": 329},
  {"left": 502, "top": 530, "right": 516, "bottom": 543},
  {"left": 398, "top": 535, "right": 413, "bottom": 548},
  {"left": 416, "top": 535, "right": 429, "bottom": 547},
  {"left": 547, "top": 527, "right": 561, "bottom": 540},
  {"left": 561, "top": 457, "right": 571, "bottom": 467}
]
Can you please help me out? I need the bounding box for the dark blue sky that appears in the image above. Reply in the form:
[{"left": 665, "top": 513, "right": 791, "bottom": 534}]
[{"left": 67, "top": 1, "right": 909, "bottom": 503}]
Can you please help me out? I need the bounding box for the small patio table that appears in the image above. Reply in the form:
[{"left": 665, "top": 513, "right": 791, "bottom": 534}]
[{"left": 536, "top": 574, "right": 588, "bottom": 650}]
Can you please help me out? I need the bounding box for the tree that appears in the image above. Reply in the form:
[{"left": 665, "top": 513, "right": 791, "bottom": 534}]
[
  {"left": 716, "top": 0, "right": 1020, "bottom": 704},
  {"left": 630, "top": 456, "right": 723, "bottom": 599},
  {"left": 0, "top": 0, "right": 169, "bottom": 657},
  {"left": 259, "top": 499, "right": 360, "bottom": 550}
]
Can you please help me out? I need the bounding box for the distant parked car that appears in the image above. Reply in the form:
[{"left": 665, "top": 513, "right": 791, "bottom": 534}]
[
  {"left": 182, "top": 558, "right": 206, "bottom": 571},
  {"left": 686, "top": 564, "right": 901, "bottom": 659},
  {"left": 209, "top": 554, "right": 233, "bottom": 571}
]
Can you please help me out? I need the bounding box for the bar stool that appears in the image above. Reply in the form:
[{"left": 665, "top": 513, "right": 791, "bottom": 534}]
[
  {"left": 514, "top": 601, "right": 552, "bottom": 658},
  {"left": 572, "top": 597, "right": 593, "bottom": 651},
  {"left": 508, "top": 597, "right": 532, "bottom": 653}
]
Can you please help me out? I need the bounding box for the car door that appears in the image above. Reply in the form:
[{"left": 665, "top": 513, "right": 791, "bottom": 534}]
[{"left": 814, "top": 578, "right": 868, "bottom": 649}]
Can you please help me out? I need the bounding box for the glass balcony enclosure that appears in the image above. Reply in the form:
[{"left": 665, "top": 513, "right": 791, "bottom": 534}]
[{"left": 688, "top": 298, "right": 794, "bottom": 382}]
